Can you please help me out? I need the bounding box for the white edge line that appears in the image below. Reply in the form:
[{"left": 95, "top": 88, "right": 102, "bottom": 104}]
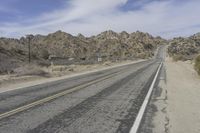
[{"left": 129, "top": 62, "right": 163, "bottom": 133}]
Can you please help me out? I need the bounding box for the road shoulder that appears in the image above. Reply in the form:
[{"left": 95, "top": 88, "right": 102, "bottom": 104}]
[{"left": 140, "top": 57, "right": 200, "bottom": 133}]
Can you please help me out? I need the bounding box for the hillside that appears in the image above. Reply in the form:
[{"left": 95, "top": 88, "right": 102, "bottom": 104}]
[
  {"left": 168, "top": 33, "right": 200, "bottom": 61},
  {"left": 0, "top": 30, "right": 165, "bottom": 74}
]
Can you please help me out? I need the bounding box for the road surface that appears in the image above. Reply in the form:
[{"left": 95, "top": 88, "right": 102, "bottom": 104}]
[{"left": 0, "top": 46, "right": 165, "bottom": 133}]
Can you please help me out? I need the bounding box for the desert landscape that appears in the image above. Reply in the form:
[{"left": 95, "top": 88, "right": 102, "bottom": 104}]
[
  {"left": 0, "top": 0, "right": 200, "bottom": 133},
  {"left": 0, "top": 30, "right": 200, "bottom": 133},
  {"left": 0, "top": 30, "right": 165, "bottom": 89}
]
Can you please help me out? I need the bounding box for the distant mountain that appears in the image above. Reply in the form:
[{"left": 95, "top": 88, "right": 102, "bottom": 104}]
[{"left": 0, "top": 30, "right": 166, "bottom": 73}]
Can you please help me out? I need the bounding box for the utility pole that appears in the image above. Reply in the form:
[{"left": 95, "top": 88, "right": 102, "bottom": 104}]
[
  {"left": 96, "top": 48, "right": 102, "bottom": 62},
  {"left": 26, "top": 35, "right": 34, "bottom": 63},
  {"left": 28, "top": 37, "right": 31, "bottom": 63}
]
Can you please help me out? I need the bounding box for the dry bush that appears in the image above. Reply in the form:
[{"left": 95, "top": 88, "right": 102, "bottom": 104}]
[
  {"left": 194, "top": 55, "right": 200, "bottom": 75},
  {"left": 51, "top": 66, "right": 69, "bottom": 72},
  {"left": 14, "top": 64, "right": 49, "bottom": 77},
  {"left": 0, "top": 54, "right": 20, "bottom": 74},
  {"left": 40, "top": 49, "right": 49, "bottom": 59},
  {"left": 172, "top": 54, "right": 187, "bottom": 61}
]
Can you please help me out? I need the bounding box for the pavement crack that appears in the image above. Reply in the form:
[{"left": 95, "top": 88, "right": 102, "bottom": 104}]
[{"left": 164, "top": 116, "right": 170, "bottom": 133}]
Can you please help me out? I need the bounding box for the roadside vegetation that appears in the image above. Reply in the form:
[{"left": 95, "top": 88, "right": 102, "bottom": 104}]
[
  {"left": 171, "top": 54, "right": 187, "bottom": 61},
  {"left": 168, "top": 33, "right": 200, "bottom": 75},
  {"left": 194, "top": 55, "right": 200, "bottom": 75},
  {"left": 13, "top": 64, "right": 49, "bottom": 77}
]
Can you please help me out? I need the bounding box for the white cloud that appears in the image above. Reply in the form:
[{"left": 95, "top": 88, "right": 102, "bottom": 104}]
[{"left": 0, "top": 0, "right": 200, "bottom": 38}]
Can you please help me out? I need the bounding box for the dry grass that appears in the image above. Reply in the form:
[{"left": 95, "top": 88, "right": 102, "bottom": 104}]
[
  {"left": 13, "top": 64, "right": 49, "bottom": 77},
  {"left": 172, "top": 54, "right": 187, "bottom": 61},
  {"left": 194, "top": 55, "right": 200, "bottom": 75}
]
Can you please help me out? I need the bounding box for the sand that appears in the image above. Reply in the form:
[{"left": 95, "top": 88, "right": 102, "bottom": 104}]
[{"left": 153, "top": 58, "right": 200, "bottom": 133}]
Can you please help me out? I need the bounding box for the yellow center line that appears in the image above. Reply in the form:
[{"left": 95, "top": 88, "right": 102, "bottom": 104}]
[{"left": 0, "top": 72, "right": 118, "bottom": 120}]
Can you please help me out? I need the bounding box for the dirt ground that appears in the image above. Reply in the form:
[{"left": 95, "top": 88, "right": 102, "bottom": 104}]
[{"left": 152, "top": 57, "right": 200, "bottom": 133}]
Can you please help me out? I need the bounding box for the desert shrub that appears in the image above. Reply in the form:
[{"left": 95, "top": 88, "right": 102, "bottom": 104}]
[
  {"left": 37, "top": 60, "right": 51, "bottom": 67},
  {"left": 51, "top": 66, "right": 69, "bottom": 72},
  {"left": 172, "top": 54, "right": 187, "bottom": 61},
  {"left": 0, "top": 54, "right": 19, "bottom": 74},
  {"left": 194, "top": 55, "right": 200, "bottom": 75},
  {"left": 40, "top": 49, "right": 49, "bottom": 59},
  {"left": 14, "top": 64, "right": 49, "bottom": 77},
  {"left": 137, "top": 53, "right": 148, "bottom": 59}
]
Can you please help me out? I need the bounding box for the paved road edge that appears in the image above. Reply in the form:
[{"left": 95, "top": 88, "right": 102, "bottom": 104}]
[{"left": 129, "top": 62, "right": 163, "bottom": 133}]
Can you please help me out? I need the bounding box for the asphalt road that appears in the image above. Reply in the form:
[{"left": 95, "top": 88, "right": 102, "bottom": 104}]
[{"left": 0, "top": 47, "right": 164, "bottom": 133}]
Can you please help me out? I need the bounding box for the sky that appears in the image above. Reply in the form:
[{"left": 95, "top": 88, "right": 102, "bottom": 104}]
[{"left": 0, "top": 0, "right": 200, "bottom": 38}]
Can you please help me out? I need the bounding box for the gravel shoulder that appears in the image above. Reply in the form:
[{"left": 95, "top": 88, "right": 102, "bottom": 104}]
[
  {"left": 141, "top": 57, "right": 200, "bottom": 133},
  {"left": 165, "top": 58, "right": 200, "bottom": 133}
]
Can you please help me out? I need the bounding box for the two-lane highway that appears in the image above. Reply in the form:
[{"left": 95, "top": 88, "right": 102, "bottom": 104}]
[{"left": 0, "top": 47, "right": 164, "bottom": 133}]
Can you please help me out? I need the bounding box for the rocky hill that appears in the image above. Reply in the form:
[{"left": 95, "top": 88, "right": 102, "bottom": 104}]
[
  {"left": 0, "top": 30, "right": 165, "bottom": 73},
  {"left": 168, "top": 33, "right": 200, "bottom": 61}
]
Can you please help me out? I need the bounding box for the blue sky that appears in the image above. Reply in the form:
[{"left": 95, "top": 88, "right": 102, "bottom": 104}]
[
  {"left": 0, "top": 0, "right": 200, "bottom": 38},
  {"left": 0, "top": 0, "right": 65, "bottom": 22}
]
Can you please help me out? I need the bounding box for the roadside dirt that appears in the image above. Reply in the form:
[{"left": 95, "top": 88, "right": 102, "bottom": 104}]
[
  {"left": 141, "top": 57, "right": 200, "bottom": 133},
  {"left": 164, "top": 58, "right": 200, "bottom": 133}
]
